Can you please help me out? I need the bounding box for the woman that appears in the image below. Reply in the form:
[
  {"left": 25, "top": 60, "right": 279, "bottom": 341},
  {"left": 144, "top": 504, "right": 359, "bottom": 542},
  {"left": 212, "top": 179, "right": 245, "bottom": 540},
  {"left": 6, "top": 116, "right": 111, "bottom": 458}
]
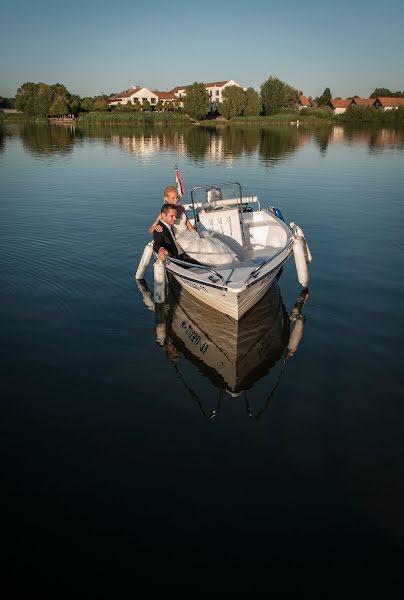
[{"left": 148, "top": 186, "right": 236, "bottom": 266}]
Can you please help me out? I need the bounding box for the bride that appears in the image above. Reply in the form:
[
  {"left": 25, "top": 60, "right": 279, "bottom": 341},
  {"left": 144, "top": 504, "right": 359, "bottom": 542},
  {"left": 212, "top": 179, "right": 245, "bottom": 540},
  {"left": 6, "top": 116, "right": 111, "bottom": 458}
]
[
  {"left": 173, "top": 211, "right": 236, "bottom": 266},
  {"left": 148, "top": 186, "right": 236, "bottom": 266}
]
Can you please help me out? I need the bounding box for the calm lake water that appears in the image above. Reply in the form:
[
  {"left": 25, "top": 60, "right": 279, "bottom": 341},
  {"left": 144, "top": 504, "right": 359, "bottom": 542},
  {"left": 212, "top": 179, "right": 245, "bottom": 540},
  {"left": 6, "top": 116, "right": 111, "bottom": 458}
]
[{"left": 1, "top": 122, "right": 404, "bottom": 594}]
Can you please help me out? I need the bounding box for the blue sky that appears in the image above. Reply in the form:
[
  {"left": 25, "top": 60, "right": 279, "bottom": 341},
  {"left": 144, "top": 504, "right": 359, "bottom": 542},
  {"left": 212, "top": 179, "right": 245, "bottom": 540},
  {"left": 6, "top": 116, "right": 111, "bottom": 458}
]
[{"left": 1, "top": 0, "right": 403, "bottom": 99}]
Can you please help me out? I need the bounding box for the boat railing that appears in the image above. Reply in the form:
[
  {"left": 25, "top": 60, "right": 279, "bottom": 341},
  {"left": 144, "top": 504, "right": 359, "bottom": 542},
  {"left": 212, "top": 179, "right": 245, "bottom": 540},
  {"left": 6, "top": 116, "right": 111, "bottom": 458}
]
[
  {"left": 166, "top": 238, "right": 293, "bottom": 289},
  {"left": 166, "top": 257, "right": 228, "bottom": 287},
  {"left": 182, "top": 196, "right": 259, "bottom": 212},
  {"left": 245, "top": 239, "right": 294, "bottom": 285}
]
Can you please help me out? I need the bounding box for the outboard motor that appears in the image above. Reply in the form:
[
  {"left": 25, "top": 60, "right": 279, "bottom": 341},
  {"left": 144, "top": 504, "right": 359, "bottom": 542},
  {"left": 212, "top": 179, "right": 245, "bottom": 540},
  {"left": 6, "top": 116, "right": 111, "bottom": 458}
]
[{"left": 205, "top": 187, "right": 222, "bottom": 209}]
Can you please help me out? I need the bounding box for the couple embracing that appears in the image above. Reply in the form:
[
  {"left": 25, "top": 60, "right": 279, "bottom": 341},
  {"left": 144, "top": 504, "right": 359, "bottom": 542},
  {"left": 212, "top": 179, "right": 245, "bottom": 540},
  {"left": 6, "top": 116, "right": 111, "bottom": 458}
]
[{"left": 149, "top": 186, "right": 236, "bottom": 266}]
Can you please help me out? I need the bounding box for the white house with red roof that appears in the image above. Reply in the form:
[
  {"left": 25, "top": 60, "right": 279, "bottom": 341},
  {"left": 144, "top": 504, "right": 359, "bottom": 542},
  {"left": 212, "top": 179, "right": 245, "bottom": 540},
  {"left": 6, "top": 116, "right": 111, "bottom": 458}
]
[
  {"left": 373, "top": 97, "right": 404, "bottom": 110},
  {"left": 152, "top": 90, "right": 181, "bottom": 108},
  {"left": 350, "top": 98, "right": 376, "bottom": 107},
  {"left": 109, "top": 80, "right": 244, "bottom": 110},
  {"left": 327, "top": 98, "right": 351, "bottom": 114},
  {"left": 171, "top": 80, "right": 243, "bottom": 103},
  {"left": 298, "top": 95, "right": 312, "bottom": 110},
  {"left": 109, "top": 86, "right": 182, "bottom": 109},
  {"left": 109, "top": 86, "right": 158, "bottom": 108}
]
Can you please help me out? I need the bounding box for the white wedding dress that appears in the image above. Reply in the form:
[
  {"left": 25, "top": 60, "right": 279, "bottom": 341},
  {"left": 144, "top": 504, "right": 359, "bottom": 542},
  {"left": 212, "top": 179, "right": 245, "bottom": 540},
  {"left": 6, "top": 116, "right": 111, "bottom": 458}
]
[{"left": 173, "top": 213, "right": 236, "bottom": 266}]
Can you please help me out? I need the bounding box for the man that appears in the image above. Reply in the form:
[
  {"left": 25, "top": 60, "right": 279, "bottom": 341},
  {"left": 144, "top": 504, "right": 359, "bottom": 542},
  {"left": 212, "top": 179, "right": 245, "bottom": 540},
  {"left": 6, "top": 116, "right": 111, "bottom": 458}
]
[{"left": 153, "top": 204, "right": 199, "bottom": 264}]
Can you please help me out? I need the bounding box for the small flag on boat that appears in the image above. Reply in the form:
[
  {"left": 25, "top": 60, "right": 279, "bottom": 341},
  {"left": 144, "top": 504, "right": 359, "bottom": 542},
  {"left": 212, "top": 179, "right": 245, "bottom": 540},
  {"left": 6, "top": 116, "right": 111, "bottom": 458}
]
[{"left": 175, "top": 167, "right": 184, "bottom": 199}]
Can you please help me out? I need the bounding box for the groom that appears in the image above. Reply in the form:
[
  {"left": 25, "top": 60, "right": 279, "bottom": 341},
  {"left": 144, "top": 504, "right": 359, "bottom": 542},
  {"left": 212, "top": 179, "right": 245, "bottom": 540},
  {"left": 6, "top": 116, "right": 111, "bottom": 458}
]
[{"left": 153, "top": 204, "right": 200, "bottom": 264}]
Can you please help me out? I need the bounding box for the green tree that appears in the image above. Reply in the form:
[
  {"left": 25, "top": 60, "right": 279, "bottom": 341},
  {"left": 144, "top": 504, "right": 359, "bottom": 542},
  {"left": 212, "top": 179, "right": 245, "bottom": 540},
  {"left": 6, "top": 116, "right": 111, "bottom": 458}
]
[
  {"left": 92, "top": 98, "right": 109, "bottom": 111},
  {"left": 368, "top": 87, "right": 404, "bottom": 98},
  {"left": 220, "top": 85, "right": 246, "bottom": 119},
  {"left": 244, "top": 87, "right": 261, "bottom": 116},
  {"left": 15, "top": 82, "right": 39, "bottom": 113},
  {"left": 0, "top": 96, "right": 15, "bottom": 108},
  {"left": 142, "top": 99, "right": 151, "bottom": 111},
  {"left": 183, "top": 82, "right": 210, "bottom": 120},
  {"left": 164, "top": 101, "right": 174, "bottom": 111},
  {"left": 15, "top": 81, "right": 75, "bottom": 116},
  {"left": 260, "top": 76, "right": 299, "bottom": 115},
  {"left": 133, "top": 100, "right": 141, "bottom": 111},
  {"left": 25, "top": 94, "right": 38, "bottom": 116},
  {"left": 69, "top": 95, "right": 81, "bottom": 115},
  {"left": 49, "top": 95, "right": 69, "bottom": 116},
  {"left": 315, "top": 87, "right": 332, "bottom": 107},
  {"left": 80, "top": 97, "right": 94, "bottom": 112},
  {"left": 34, "top": 83, "right": 53, "bottom": 116},
  {"left": 155, "top": 100, "right": 164, "bottom": 111},
  {"left": 50, "top": 83, "right": 69, "bottom": 98},
  {"left": 369, "top": 87, "right": 392, "bottom": 98}
]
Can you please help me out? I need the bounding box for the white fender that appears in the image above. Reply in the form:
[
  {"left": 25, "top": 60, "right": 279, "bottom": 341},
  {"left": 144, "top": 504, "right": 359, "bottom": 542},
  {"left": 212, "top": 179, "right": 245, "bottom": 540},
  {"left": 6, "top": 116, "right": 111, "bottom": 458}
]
[
  {"left": 154, "top": 302, "right": 167, "bottom": 346},
  {"left": 135, "top": 241, "right": 154, "bottom": 280},
  {"left": 153, "top": 259, "right": 166, "bottom": 304},
  {"left": 292, "top": 237, "right": 309, "bottom": 287},
  {"left": 287, "top": 316, "right": 305, "bottom": 357},
  {"left": 290, "top": 223, "right": 312, "bottom": 264},
  {"left": 290, "top": 223, "right": 310, "bottom": 286}
]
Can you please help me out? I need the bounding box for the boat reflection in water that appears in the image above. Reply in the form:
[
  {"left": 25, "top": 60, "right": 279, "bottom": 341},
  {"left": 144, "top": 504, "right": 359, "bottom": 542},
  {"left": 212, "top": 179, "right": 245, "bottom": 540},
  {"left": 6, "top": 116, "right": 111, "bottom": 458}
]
[{"left": 136, "top": 278, "right": 308, "bottom": 418}]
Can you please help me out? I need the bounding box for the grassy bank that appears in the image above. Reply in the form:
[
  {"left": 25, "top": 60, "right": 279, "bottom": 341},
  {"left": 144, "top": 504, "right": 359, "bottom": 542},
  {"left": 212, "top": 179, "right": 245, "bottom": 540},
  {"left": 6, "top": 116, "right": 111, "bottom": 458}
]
[
  {"left": 3, "top": 106, "right": 403, "bottom": 127},
  {"left": 229, "top": 108, "right": 334, "bottom": 125},
  {"left": 76, "top": 111, "right": 193, "bottom": 125}
]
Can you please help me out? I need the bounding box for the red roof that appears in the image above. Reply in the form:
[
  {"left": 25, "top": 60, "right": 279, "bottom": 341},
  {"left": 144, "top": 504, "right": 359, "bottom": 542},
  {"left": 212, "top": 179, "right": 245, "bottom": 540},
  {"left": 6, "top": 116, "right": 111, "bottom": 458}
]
[
  {"left": 299, "top": 95, "right": 311, "bottom": 106},
  {"left": 377, "top": 97, "right": 404, "bottom": 108},
  {"left": 203, "top": 80, "right": 230, "bottom": 88},
  {"left": 351, "top": 98, "right": 375, "bottom": 106},
  {"left": 109, "top": 87, "right": 141, "bottom": 100},
  {"left": 153, "top": 91, "right": 176, "bottom": 100},
  {"left": 329, "top": 98, "right": 351, "bottom": 109}
]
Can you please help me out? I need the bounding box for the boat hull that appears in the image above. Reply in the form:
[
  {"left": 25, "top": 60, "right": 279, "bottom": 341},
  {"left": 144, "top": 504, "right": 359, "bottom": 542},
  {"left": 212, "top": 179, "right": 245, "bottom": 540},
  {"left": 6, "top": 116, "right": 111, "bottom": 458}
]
[{"left": 169, "top": 261, "right": 286, "bottom": 320}]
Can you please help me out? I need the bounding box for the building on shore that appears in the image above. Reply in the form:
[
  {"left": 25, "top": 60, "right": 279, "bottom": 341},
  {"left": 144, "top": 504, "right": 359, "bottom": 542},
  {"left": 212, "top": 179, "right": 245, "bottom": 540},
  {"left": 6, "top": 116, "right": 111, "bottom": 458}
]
[{"left": 109, "top": 80, "right": 243, "bottom": 111}]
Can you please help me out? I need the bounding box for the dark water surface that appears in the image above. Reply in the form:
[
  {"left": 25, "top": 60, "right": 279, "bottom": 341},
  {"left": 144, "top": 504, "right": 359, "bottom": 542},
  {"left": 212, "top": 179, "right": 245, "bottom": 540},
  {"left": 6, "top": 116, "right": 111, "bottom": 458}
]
[{"left": 1, "top": 123, "right": 404, "bottom": 594}]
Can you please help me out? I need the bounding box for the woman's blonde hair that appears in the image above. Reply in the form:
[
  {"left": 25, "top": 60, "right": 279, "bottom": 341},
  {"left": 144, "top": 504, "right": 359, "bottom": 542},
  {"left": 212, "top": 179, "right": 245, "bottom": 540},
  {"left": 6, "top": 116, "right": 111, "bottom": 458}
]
[{"left": 163, "top": 186, "right": 178, "bottom": 198}]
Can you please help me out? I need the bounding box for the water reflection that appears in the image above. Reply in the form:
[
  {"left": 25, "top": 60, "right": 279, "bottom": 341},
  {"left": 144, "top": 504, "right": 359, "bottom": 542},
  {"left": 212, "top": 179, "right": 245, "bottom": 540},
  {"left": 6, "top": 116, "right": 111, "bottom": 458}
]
[
  {"left": 1, "top": 122, "right": 403, "bottom": 159},
  {"left": 327, "top": 124, "right": 404, "bottom": 152},
  {"left": 136, "top": 278, "right": 309, "bottom": 418},
  {"left": 19, "top": 123, "right": 75, "bottom": 155}
]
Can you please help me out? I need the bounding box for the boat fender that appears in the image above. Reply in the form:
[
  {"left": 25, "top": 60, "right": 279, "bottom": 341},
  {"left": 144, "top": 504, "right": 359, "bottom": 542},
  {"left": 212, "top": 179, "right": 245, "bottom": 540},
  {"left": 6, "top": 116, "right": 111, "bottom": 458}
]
[
  {"left": 290, "top": 223, "right": 312, "bottom": 263},
  {"left": 287, "top": 315, "right": 305, "bottom": 357},
  {"left": 153, "top": 259, "right": 166, "bottom": 304},
  {"left": 270, "top": 206, "right": 285, "bottom": 222},
  {"left": 136, "top": 241, "right": 154, "bottom": 280},
  {"left": 290, "top": 223, "right": 309, "bottom": 287}
]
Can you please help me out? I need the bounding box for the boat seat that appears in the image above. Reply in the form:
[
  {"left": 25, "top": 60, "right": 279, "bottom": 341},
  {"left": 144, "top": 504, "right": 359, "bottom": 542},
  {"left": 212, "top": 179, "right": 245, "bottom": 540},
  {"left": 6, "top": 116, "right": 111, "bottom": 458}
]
[
  {"left": 245, "top": 221, "right": 286, "bottom": 248},
  {"left": 197, "top": 208, "right": 244, "bottom": 254}
]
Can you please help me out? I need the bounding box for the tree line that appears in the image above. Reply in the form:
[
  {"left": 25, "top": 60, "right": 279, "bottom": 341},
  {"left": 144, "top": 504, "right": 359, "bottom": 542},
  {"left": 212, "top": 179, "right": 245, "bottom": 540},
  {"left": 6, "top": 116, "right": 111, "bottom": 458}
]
[
  {"left": 2, "top": 79, "right": 404, "bottom": 120},
  {"left": 1, "top": 82, "right": 111, "bottom": 117}
]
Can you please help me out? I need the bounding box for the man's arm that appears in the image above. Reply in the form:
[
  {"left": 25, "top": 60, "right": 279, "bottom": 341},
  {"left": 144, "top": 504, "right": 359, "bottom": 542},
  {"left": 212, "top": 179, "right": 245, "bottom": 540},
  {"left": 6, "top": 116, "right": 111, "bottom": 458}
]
[
  {"left": 153, "top": 227, "right": 170, "bottom": 260},
  {"left": 148, "top": 213, "right": 163, "bottom": 234}
]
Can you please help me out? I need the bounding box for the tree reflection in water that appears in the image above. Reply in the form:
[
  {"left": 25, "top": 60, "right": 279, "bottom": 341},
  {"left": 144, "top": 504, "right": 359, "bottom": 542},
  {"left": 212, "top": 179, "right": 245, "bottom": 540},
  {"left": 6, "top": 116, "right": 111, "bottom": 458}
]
[{"left": 1, "top": 121, "right": 403, "bottom": 159}]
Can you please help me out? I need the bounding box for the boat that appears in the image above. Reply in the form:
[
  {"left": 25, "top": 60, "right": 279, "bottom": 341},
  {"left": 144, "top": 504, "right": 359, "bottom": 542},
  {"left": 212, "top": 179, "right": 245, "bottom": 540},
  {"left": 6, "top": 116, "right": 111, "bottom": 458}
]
[
  {"left": 136, "top": 181, "right": 311, "bottom": 320},
  {"left": 136, "top": 278, "right": 309, "bottom": 417}
]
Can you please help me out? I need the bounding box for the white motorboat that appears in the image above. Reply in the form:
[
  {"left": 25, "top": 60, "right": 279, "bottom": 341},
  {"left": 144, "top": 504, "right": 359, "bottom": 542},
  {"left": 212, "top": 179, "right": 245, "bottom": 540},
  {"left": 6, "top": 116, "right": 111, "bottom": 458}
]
[{"left": 137, "top": 182, "right": 311, "bottom": 320}]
